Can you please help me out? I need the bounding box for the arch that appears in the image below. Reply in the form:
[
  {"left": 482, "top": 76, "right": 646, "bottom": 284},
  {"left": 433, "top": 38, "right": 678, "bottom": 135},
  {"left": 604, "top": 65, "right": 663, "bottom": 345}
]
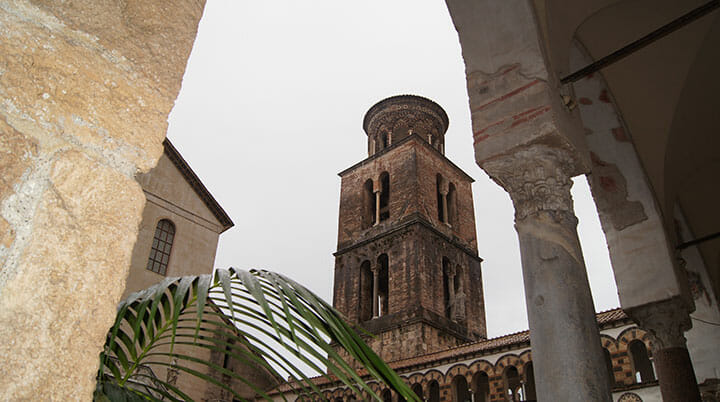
[
  {"left": 376, "top": 253, "right": 389, "bottom": 317},
  {"left": 496, "top": 354, "right": 524, "bottom": 376},
  {"left": 363, "top": 178, "right": 375, "bottom": 228},
  {"left": 503, "top": 365, "right": 522, "bottom": 401},
  {"left": 599, "top": 334, "right": 619, "bottom": 354},
  {"left": 381, "top": 389, "right": 392, "bottom": 402},
  {"left": 468, "top": 359, "right": 495, "bottom": 376},
  {"left": 411, "top": 383, "right": 423, "bottom": 401},
  {"left": 628, "top": 339, "right": 655, "bottom": 383},
  {"left": 427, "top": 380, "right": 440, "bottom": 402},
  {"left": 451, "top": 374, "right": 471, "bottom": 402},
  {"left": 445, "top": 362, "right": 471, "bottom": 384},
  {"left": 359, "top": 260, "right": 373, "bottom": 321},
  {"left": 378, "top": 171, "right": 390, "bottom": 222},
  {"left": 146, "top": 218, "right": 175, "bottom": 275},
  {"left": 381, "top": 132, "right": 389, "bottom": 149},
  {"left": 471, "top": 371, "right": 490, "bottom": 402}
]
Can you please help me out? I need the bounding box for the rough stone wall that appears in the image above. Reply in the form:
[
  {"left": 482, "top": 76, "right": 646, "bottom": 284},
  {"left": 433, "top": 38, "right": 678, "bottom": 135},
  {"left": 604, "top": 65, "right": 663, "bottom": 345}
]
[
  {"left": 334, "top": 133, "right": 485, "bottom": 363},
  {"left": 0, "top": 1, "right": 205, "bottom": 399},
  {"left": 413, "top": 139, "right": 477, "bottom": 250},
  {"left": 333, "top": 222, "right": 484, "bottom": 362},
  {"left": 337, "top": 140, "right": 420, "bottom": 250},
  {"left": 417, "top": 228, "right": 485, "bottom": 340}
]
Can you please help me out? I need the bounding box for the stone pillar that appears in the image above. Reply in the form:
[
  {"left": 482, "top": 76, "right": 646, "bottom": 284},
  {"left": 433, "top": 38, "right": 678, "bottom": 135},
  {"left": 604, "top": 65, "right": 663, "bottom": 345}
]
[
  {"left": 374, "top": 189, "right": 382, "bottom": 225},
  {"left": 372, "top": 265, "right": 380, "bottom": 318},
  {"left": 484, "top": 145, "right": 612, "bottom": 401},
  {"left": 0, "top": 1, "right": 205, "bottom": 400},
  {"left": 447, "top": 267, "right": 456, "bottom": 318},
  {"left": 628, "top": 299, "right": 701, "bottom": 401}
]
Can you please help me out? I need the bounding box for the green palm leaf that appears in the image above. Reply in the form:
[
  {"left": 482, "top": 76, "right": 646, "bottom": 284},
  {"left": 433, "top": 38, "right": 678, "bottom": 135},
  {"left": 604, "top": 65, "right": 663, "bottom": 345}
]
[{"left": 96, "top": 268, "right": 419, "bottom": 402}]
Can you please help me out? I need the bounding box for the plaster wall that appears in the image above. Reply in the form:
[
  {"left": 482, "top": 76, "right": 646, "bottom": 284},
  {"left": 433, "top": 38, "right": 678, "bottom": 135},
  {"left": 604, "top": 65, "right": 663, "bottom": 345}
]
[
  {"left": 675, "top": 211, "right": 720, "bottom": 384},
  {"left": 569, "top": 43, "right": 682, "bottom": 309},
  {"left": 123, "top": 153, "right": 223, "bottom": 298}
]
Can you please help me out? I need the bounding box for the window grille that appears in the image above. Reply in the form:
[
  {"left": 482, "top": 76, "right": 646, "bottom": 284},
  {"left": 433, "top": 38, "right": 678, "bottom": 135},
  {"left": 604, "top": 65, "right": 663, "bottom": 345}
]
[{"left": 146, "top": 219, "right": 175, "bottom": 275}]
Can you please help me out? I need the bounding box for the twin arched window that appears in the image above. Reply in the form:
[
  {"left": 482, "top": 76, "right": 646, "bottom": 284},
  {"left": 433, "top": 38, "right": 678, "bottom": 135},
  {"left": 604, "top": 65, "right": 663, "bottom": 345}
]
[
  {"left": 436, "top": 174, "right": 457, "bottom": 227},
  {"left": 146, "top": 219, "right": 175, "bottom": 275},
  {"left": 362, "top": 173, "right": 390, "bottom": 228}
]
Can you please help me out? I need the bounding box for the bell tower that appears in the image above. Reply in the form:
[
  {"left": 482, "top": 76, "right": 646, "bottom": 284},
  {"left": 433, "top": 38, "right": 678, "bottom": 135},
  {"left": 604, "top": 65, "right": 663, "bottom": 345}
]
[{"left": 333, "top": 95, "right": 486, "bottom": 363}]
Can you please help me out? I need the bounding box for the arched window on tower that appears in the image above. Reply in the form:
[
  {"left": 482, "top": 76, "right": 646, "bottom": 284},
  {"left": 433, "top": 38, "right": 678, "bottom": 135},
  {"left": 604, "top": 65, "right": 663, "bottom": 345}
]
[
  {"left": 381, "top": 132, "right": 389, "bottom": 149},
  {"left": 378, "top": 172, "right": 390, "bottom": 222},
  {"left": 363, "top": 179, "right": 375, "bottom": 229},
  {"left": 447, "top": 182, "right": 457, "bottom": 227},
  {"left": 377, "top": 254, "right": 389, "bottom": 317},
  {"left": 359, "top": 260, "right": 373, "bottom": 321},
  {"left": 629, "top": 340, "right": 655, "bottom": 383},
  {"left": 428, "top": 381, "right": 440, "bottom": 402},
  {"left": 146, "top": 219, "right": 175, "bottom": 275},
  {"left": 437, "top": 174, "right": 446, "bottom": 223},
  {"left": 451, "top": 375, "right": 471, "bottom": 402},
  {"left": 471, "top": 372, "right": 490, "bottom": 402}
]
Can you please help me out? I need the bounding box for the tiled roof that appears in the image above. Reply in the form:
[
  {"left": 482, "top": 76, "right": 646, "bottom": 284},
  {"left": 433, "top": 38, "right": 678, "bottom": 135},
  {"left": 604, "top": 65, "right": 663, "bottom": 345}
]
[
  {"left": 386, "top": 308, "right": 629, "bottom": 370},
  {"left": 267, "top": 308, "right": 631, "bottom": 395}
]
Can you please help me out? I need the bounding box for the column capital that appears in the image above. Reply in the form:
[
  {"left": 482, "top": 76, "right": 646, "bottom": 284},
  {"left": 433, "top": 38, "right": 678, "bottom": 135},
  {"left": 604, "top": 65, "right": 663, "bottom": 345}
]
[
  {"left": 482, "top": 144, "right": 577, "bottom": 222},
  {"left": 626, "top": 298, "right": 692, "bottom": 352}
]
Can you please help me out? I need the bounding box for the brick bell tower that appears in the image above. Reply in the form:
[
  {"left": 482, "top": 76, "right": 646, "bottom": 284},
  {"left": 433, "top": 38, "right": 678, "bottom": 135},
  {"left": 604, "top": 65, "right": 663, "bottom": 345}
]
[{"left": 332, "top": 95, "right": 486, "bottom": 363}]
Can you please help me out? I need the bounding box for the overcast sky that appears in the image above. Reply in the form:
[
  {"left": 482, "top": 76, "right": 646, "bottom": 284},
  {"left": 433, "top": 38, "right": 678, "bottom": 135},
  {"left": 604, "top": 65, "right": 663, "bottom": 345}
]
[{"left": 166, "top": 0, "right": 620, "bottom": 338}]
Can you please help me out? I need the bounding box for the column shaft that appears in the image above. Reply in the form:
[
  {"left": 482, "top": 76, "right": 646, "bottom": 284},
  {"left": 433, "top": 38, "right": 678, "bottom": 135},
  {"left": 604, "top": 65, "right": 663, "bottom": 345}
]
[
  {"left": 442, "top": 193, "right": 449, "bottom": 224},
  {"left": 655, "top": 347, "right": 701, "bottom": 401},
  {"left": 374, "top": 191, "right": 381, "bottom": 225},
  {"left": 484, "top": 145, "right": 612, "bottom": 401},
  {"left": 628, "top": 298, "right": 701, "bottom": 401}
]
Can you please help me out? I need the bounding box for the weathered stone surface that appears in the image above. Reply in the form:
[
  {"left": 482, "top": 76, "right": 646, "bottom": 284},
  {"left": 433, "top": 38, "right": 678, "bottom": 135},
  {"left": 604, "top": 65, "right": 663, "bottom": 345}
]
[
  {"left": 0, "top": 151, "right": 145, "bottom": 399},
  {"left": 484, "top": 144, "right": 612, "bottom": 401},
  {"left": 0, "top": 0, "right": 205, "bottom": 399}
]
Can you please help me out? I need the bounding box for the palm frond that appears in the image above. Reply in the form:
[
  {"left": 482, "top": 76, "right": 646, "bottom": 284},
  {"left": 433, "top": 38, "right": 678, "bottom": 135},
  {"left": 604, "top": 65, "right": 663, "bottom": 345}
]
[{"left": 96, "top": 268, "right": 420, "bottom": 402}]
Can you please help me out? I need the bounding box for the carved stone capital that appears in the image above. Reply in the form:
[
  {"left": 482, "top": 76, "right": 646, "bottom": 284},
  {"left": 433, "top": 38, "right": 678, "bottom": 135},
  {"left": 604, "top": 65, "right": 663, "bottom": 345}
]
[
  {"left": 482, "top": 145, "right": 576, "bottom": 222},
  {"left": 627, "top": 298, "right": 692, "bottom": 352}
]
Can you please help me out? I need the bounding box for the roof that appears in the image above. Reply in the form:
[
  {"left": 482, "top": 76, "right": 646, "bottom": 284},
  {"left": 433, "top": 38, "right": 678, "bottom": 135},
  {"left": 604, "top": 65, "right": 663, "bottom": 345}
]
[
  {"left": 162, "top": 138, "right": 234, "bottom": 232},
  {"left": 267, "top": 308, "right": 632, "bottom": 395},
  {"left": 384, "top": 308, "right": 630, "bottom": 370}
]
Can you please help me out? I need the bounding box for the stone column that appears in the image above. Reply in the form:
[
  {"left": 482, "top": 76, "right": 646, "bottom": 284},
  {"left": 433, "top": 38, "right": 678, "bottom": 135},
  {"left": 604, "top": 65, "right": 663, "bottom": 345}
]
[
  {"left": 483, "top": 145, "right": 612, "bottom": 401},
  {"left": 628, "top": 299, "right": 701, "bottom": 401},
  {"left": 447, "top": 267, "right": 456, "bottom": 318},
  {"left": 0, "top": 1, "right": 205, "bottom": 400},
  {"left": 372, "top": 265, "right": 380, "bottom": 318},
  {"left": 374, "top": 189, "right": 382, "bottom": 225}
]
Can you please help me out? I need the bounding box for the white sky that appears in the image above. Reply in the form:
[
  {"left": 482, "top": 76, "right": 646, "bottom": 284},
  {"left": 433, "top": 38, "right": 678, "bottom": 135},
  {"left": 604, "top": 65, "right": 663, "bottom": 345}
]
[{"left": 166, "top": 0, "right": 620, "bottom": 339}]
